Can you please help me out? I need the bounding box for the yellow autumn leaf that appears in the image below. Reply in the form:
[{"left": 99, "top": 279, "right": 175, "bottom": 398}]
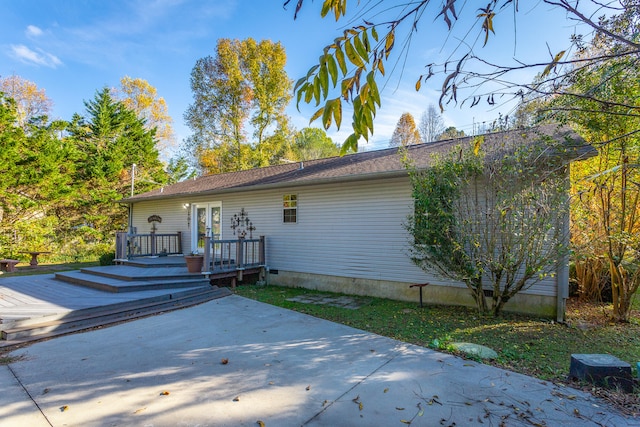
[
  {"left": 160, "top": 391, "right": 170, "bottom": 396},
  {"left": 60, "top": 405, "right": 69, "bottom": 412},
  {"left": 257, "top": 421, "right": 266, "bottom": 427}
]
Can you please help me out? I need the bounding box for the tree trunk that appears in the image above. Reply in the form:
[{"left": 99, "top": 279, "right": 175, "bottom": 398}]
[
  {"left": 467, "top": 278, "right": 488, "bottom": 314},
  {"left": 609, "top": 258, "right": 628, "bottom": 322}
]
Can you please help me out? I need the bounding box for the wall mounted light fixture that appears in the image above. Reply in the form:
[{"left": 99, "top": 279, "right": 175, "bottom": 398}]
[{"left": 184, "top": 203, "right": 191, "bottom": 227}]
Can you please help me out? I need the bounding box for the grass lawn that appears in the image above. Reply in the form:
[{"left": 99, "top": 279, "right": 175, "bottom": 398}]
[
  {"left": 0, "top": 261, "right": 100, "bottom": 276},
  {"left": 235, "top": 284, "right": 640, "bottom": 387}
]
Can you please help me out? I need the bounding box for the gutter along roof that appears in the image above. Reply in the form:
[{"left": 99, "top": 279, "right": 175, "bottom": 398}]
[{"left": 124, "top": 125, "right": 595, "bottom": 204}]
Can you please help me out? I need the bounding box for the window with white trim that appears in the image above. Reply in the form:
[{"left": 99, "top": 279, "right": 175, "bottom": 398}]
[{"left": 283, "top": 194, "right": 297, "bottom": 223}]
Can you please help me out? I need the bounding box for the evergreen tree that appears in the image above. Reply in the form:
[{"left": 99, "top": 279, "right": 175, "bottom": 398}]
[{"left": 67, "top": 88, "right": 167, "bottom": 243}]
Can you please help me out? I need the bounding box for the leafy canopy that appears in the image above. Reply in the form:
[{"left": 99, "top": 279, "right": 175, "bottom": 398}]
[{"left": 286, "top": 1, "right": 640, "bottom": 153}]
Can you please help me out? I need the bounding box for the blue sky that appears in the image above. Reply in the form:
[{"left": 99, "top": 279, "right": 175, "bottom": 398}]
[{"left": 0, "top": 1, "right": 588, "bottom": 154}]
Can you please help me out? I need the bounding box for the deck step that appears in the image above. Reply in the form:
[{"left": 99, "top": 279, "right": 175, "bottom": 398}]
[
  {"left": 55, "top": 270, "right": 210, "bottom": 293},
  {"left": 0, "top": 287, "right": 210, "bottom": 332},
  {"left": 0, "top": 286, "right": 231, "bottom": 345},
  {"left": 76, "top": 265, "right": 202, "bottom": 282}
]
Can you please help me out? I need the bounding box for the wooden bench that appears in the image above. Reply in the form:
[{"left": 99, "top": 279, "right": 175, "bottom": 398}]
[{"left": 0, "top": 259, "right": 20, "bottom": 272}]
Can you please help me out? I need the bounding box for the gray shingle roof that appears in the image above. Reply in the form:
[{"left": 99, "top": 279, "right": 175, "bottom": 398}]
[{"left": 124, "top": 125, "right": 593, "bottom": 203}]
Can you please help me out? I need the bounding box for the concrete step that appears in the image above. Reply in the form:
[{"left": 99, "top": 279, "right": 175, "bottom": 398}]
[
  {"left": 55, "top": 270, "right": 210, "bottom": 293},
  {"left": 1, "top": 286, "right": 231, "bottom": 344}
]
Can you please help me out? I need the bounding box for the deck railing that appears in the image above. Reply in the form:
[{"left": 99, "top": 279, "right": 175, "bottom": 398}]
[
  {"left": 203, "top": 235, "right": 265, "bottom": 273},
  {"left": 115, "top": 231, "right": 183, "bottom": 259}
]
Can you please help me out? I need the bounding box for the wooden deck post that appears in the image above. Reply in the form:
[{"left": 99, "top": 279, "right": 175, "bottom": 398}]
[
  {"left": 203, "top": 236, "right": 212, "bottom": 273},
  {"left": 237, "top": 237, "right": 245, "bottom": 270},
  {"left": 259, "top": 235, "right": 265, "bottom": 265},
  {"left": 150, "top": 230, "right": 156, "bottom": 256},
  {"left": 115, "top": 232, "right": 128, "bottom": 260}
]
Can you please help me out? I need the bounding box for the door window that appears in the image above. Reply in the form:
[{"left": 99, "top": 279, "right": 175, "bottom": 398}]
[{"left": 192, "top": 202, "right": 221, "bottom": 253}]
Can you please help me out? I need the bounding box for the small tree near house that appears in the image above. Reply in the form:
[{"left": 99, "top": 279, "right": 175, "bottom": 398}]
[{"left": 404, "top": 135, "right": 570, "bottom": 316}]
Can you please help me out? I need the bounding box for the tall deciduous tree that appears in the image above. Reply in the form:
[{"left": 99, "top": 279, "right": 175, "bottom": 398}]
[
  {"left": 555, "top": 10, "right": 640, "bottom": 322},
  {"left": 389, "top": 112, "right": 421, "bottom": 147},
  {"left": 185, "top": 38, "right": 292, "bottom": 174},
  {"left": 419, "top": 104, "right": 445, "bottom": 144},
  {"left": 0, "top": 75, "right": 53, "bottom": 129},
  {"left": 438, "top": 126, "right": 465, "bottom": 141},
  {"left": 288, "top": 127, "right": 340, "bottom": 161},
  {"left": 287, "top": 1, "right": 639, "bottom": 153},
  {"left": 115, "top": 76, "right": 176, "bottom": 154}
]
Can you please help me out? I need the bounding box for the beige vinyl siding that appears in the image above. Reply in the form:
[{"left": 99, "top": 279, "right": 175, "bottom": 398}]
[
  {"left": 129, "top": 174, "right": 558, "bottom": 297},
  {"left": 131, "top": 199, "right": 188, "bottom": 237}
]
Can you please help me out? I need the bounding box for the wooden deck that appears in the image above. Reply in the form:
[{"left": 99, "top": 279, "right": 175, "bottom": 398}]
[{"left": 0, "top": 256, "right": 260, "bottom": 346}]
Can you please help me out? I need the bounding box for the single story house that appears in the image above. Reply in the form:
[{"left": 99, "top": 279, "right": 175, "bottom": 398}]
[{"left": 122, "top": 125, "right": 595, "bottom": 320}]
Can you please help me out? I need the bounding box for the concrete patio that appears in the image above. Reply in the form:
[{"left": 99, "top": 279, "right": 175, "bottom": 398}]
[{"left": 1, "top": 295, "right": 635, "bottom": 426}]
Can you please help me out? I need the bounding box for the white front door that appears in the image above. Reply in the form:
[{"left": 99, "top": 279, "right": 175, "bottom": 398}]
[{"left": 192, "top": 202, "right": 221, "bottom": 254}]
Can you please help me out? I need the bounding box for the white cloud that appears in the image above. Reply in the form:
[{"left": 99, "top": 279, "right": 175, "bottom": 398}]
[
  {"left": 10, "top": 44, "right": 62, "bottom": 68},
  {"left": 26, "top": 25, "right": 44, "bottom": 37}
]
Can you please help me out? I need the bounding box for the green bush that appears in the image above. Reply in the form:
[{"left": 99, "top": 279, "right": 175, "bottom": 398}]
[{"left": 99, "top": 252, "right": 116, "bottom": 266}]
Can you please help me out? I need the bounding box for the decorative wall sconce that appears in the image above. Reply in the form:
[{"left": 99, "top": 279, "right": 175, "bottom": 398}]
[
  {"left": 230, "top": 207, "right": 256, "bottom": 238},
  {"left": 184, "top": 203, "right": 191, "bottom": 227}
]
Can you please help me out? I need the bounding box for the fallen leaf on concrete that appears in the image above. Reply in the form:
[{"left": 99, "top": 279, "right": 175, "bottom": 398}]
[
  {"left": 233, "top": 396, "right": 240, "bottom": 402},
  {"left": 383, "top": 387, "right": 389, "bottom": 393},
  {"left": 60, "top": 405, "right": 68, "bottom": 412},
  {"left": 160, "top": 391, "right": 170, "bottom": 396},
  {"left": 257, "top": 421, "right": 265, "bottom": 427},
  {"left": 352, "top": 395, "right": 360, "bottom": 403},
  {"left": 306, "top": 385, "right": 311, "bottom": 391},
  {"left": 42, "top": 388, "right": 50, "bottom": 395},
  {"left": 221, "top": 358, "right": 229, "bottom": 365},
  {"left": 396, "top": 407, "right": 405, "bottom": 410},
  {"left": 359, "top": 402, "right": 363, "bottom": 411},
  {"left": 133, "top": 407, "right": 147, "bottom": 414},
  {"left": 400, "top": 420, "right": 411, "bottom": 424}
]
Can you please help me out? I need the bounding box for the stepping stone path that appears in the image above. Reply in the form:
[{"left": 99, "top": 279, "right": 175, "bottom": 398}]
[
  {"left": 450, "top": 342, "right": 498, "bottom": 360},
  {"left": 286, "top": 294, "right": 367, "bottom": 309}
]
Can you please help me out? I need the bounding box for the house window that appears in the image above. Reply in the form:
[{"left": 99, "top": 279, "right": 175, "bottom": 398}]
[{"left": 283, "top": 194, "right": 297, "bottom": 223}]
